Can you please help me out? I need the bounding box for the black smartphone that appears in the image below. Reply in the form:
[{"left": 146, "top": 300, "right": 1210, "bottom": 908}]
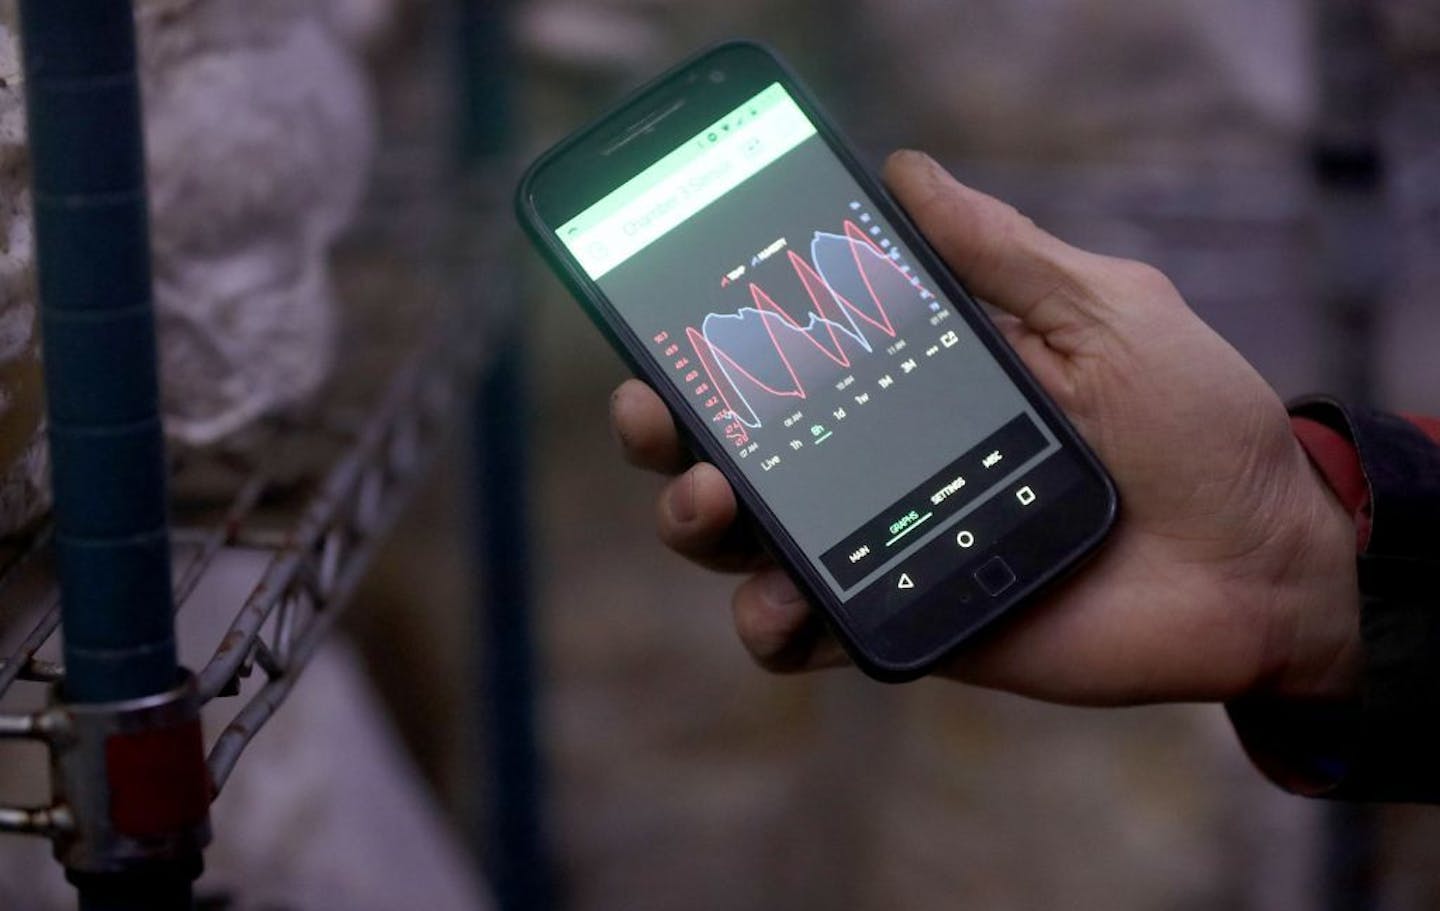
[{"left": 517, "top": 41, "right": 1117, "bottom": 681}]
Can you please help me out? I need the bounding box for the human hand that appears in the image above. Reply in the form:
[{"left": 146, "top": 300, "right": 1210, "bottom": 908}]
[{"left": 610, "top": 150, "right": 1360, "bottom": 707}]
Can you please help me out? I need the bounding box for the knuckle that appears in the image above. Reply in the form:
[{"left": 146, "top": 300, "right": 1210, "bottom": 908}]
[
  {"left": 1065, "top": 256, "right": 1182, "bottom": 326},
  {"left": 1115, "top": 258, "right": 1179, "bottom": 300}
]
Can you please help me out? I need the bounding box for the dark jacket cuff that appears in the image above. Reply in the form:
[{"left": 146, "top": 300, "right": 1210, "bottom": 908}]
[{"left": 1228, "top": 397, "right": 1440, "bottom": 803}]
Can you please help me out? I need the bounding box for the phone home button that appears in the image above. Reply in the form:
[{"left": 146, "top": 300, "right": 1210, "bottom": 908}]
[{"left": 974, "top": 557, "right": 1016, "bottom": 596}]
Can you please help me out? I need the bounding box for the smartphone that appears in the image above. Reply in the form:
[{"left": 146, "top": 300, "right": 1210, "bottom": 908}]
[{"left": 517, "top": 41, "right": 1117, "bottom": 681}]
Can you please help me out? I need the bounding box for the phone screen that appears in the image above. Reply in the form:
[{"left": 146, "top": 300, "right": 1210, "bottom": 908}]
[{"left": 554, "top": 82, "right": 1084, "bottom": 622}]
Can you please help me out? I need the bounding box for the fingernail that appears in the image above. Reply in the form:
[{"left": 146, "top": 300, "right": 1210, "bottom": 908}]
[
  {"left": 915, "top": 152, "right": 946, "bottom": 184},
  {"left": 892, "top": 147, "right": 933, "bottom": 170},
  {"left": 670, "top": 470, "right": 698, "bottom": 523},
  {"left": 762, "top": 571, "right": 804, "bottom": 606}
]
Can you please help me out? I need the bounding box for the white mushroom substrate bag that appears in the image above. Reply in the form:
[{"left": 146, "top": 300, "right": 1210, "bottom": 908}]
[{"left": 0, "top": 0, "right": 383, "bottom": 535}]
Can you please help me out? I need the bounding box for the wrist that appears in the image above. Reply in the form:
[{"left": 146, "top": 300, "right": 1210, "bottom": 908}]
[
  {"left": 1253, "top": 436, "right": 1363, "bottom": 704},
  {"left": 1230, "top": 399, "right": 1440, "bottom": 802}
]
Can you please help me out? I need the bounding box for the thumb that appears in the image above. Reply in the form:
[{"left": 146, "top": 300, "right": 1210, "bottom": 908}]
[{"left": 883, "top": 150, "right": 1097, "bottom": 336}]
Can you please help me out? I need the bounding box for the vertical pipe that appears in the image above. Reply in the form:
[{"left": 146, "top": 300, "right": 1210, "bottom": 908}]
[
  {"left": 456, "top": 2, "right": 551, "bottom": 909},
  {"left": 18, "top": 0, "right": 177, "bottom": 704},
  {"left": 457, "top": 0, "right": 512, "bottom": 162},
  {"left": 1313, "top": 2, "right": 1388, "bottom": 910},
  {"left": 472, "top": 342, "right": 548, "bottom": 911},
  {"left": 1313, "top": 0, "right": 1388, "bottom": 406},
  {"left": 17, "top": 3, "right": 191, "bottom": 908}
]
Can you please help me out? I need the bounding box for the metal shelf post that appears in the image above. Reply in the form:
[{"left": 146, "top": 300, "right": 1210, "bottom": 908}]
[
  {"left": 456, "top": 1, "right": 552, "bottom": 908},
  {"left": 1314, "top": 2, "right": 1389, "bottom": 907},
  {"left": 17, "top": 0, "right": 207, "bottom": 906}
]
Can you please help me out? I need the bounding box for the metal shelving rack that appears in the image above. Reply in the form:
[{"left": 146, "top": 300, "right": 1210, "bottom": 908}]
[{"left": 0, "top": 1, "right": 516, "bottom": 907}]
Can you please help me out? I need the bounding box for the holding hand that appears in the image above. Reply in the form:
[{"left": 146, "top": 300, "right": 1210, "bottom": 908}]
[{"left": 611, "top": 151, "right": 1360, "bottom": 707}]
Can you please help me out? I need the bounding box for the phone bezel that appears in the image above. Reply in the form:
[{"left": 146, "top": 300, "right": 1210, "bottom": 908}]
[{"left": 516, "top": 40, "right": 1118, "bottom": 681}]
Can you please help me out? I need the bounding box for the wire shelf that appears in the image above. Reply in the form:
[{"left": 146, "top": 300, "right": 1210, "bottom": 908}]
[
  {"left": 0, "top": 156, "right": 507, "bottom": 834},
  {"left": 2, "top": 320, "right": 469, "bottom": 781}
]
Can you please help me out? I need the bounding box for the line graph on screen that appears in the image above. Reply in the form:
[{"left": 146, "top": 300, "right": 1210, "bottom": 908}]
[{"left": 687, "top": 219, "right": 933, "bottom": 430}]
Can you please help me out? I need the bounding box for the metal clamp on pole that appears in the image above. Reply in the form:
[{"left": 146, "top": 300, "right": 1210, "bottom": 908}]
[
  {"left": 0, "top": 676, "right": 211, "bottom": 901},
  {"left": 47, "top": 673, "right": 211, "bottom": 881},
  {"left": 0, "top": 677, "right": 211, "bottom": 898}
]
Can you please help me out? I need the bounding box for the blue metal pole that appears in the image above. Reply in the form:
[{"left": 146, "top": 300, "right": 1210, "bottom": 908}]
[
  {"left": 455, "top": 1, "right": 551, "bottom": 908},
  {"left": 19, "top": 0, "right": 177, "bottom": 705},
  {"left": 473, "top": 342, "right": 548, "bottom": 911},
  {"left": 457, "top": 0, "right": 513, "bottom": 162},
  {"left": 18, "top": 4, "right": 192, "bottom": 905}
]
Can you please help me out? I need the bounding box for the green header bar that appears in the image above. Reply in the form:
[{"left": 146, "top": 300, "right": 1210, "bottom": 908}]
[{"left": 558, "top": 82, "right": 817, "bottom": 280}]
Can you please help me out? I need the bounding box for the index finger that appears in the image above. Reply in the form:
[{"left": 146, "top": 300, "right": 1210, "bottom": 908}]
[{"left": 610, "top": 379, "right": 691, "bottom": 474}]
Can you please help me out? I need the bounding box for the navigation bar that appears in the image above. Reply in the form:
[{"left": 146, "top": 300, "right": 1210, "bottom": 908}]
[{"left": 820, "top": 414, "right": 1047, "bottom": 589}]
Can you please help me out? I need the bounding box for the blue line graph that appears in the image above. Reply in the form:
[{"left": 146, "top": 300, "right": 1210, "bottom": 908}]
[{"left": 686, "top": 218, "right": 932, "bottom": 429}]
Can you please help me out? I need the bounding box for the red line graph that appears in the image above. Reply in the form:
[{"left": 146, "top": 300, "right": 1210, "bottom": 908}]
[{"left": 687, "top": 219, "right": 930, "bottom": 430}]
